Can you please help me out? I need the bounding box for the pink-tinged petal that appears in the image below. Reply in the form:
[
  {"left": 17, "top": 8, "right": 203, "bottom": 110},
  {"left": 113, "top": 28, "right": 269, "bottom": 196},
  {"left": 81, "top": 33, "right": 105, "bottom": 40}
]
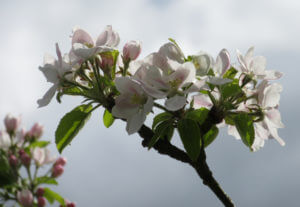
[
  {"left": 214, "top": 49, "right": 230, "bottom": 75},
  {"left": 167, "top": 68, "right": 190, "bottom": 87},
  {"left": 254, "top": 122, "right": 269, "bottom": 140},
  {"left": 44, "top": 148, "right": 56, "bottom": 164},
  {"left": 115, "top": 77, "right": 143, "bottom": 95},
  {"left": 250, "top": 56, "right": 266, "bottom": 75},
  {"left": 96, "top": 28, "right": 108, "bottom": 46},
  {"left": 251, "top": 136, "right": 265, "bottom": 152},
  {"left": 158, "top": 42, "right": 185, "bottom": 63},
  {"left": 236, "top": 49, "right": 248, "bottom": 72},
  {"left": 262, "top": 83, "right": 282, "bottom": 108},
  {"left": 32, "top": 147, "right": 45, "bottom": 166},
  {"left": 181, "top": 62, "right": 196, "bottom": 84},
  {"left": 37, "top": 84, "right": 58, "bottom": 108},
  {"left": 165, "top": 95, "right": 186, "bottom": 111},
  {"left": 55, "top": 43, "right": 63, "bottom": 67},
  {"left": 193, "top": 52, "right": 213, "bottom": 76},
  {"left": 193, "top": 94, "right": 213, "bottom": 109},
  {"left": 264, "top": 117, "right": 285, "bottom": 146},
  {"left": 72, "top": 43, "right": 98, "bottom": 59},
  {"left": 146, "top": 65, "right": 169, "bottom": 89},
  {"left": 264, "top": 70, "right": 283, "bottom": 80},
  {"left": 72, "top": 28, "right": 94, "bottom": 46},
  {"left": 126, "top": 110, "right": 146, "bottom": 135},
  {"left": 112, "top": 97, "right": 138, "bottom": 119},
  {"left": 184, "top": 79, "right": 207, "bottom": 93},
  {"left": 228, "top": 125, "right": 241, "bottom": 140},
  {"left": 145, "top": 52, "right": 170, "bottom": 74},
  {"left": 96, "top": 25, "right": 120, "bottom": 47},
  {"left": 265, "top": 109, "right": 284, "bottom": 128}
]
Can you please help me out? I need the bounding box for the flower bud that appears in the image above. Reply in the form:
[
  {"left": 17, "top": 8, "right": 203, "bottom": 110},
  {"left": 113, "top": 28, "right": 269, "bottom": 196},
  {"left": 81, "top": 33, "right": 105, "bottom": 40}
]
[
  {"left": 99, "top": 53, "right": 114, "bottom": 69},
  {"left": 9, "top": 154, "right": 18, "bottom": 167},
  {"left": 4, "top": 114, "right": 21, "bottom": 133},
  {"left": 67, "top": 202, "right": 76, "bottom": 207},
  {"left": 37, "top": 196, "right": 46, "bottom": 207},
  {"left": 123, "top": 40, "right": 141, "bottom": 61},
  {"left": 36, "top": 187, "right": 45, "bottom": 197},
  {"left": 28, "top": 123, "right": 44, "bottom": 139},
  {"left": 20, "top": 152, "right": 31, "bottom": 167},
  {"left": 52, "top": 164, "right": 64, "bottom": 178},
  {"left": 55, "top": 157, "right": 67, "bottom": 166},
  {"left": 17, "top": 189, "right": 33, "bottom": 207}
]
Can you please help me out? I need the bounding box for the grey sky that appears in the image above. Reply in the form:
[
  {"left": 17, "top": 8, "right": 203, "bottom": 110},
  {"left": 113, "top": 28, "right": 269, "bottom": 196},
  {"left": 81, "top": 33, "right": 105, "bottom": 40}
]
[{"left": 0, "top": 0, "right": 299, "bottom": 206}]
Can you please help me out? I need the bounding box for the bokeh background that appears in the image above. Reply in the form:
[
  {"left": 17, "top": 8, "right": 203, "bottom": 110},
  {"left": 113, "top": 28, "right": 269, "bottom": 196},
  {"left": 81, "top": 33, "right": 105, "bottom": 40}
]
[{"left": 1, "top": 0, "right": 300, "bottom": 206}]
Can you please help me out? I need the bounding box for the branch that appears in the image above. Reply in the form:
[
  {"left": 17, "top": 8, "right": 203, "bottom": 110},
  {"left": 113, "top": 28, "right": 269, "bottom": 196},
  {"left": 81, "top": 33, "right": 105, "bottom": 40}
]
[{"left": 138, "top": 124, "right": 234, "bottom": 207}]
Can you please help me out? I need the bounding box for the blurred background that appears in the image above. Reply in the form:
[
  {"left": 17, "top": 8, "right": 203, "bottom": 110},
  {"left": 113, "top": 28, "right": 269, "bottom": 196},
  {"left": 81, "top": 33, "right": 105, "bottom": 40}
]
[{"left": 0, "top": 0, "right": 299, "bottom": 206}]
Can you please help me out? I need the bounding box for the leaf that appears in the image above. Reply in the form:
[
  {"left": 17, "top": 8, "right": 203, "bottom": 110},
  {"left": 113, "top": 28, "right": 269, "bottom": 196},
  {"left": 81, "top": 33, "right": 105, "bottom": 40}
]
[
  {"left": 55, "top": 104, "right": 93, "bottom": 153},
  {"left": 223, "top": 67, "right": 238, "bottom": 79},
  {"left": 103, "top": 109, "right": 115, "bottom": 128},
  {"left": 233, "top": 113, "right": 255, "bottom": 148},
  {"left": 148, "top": 121, "right": 174, "bottom": 149},
  {"left": 36, "top": 176, "right": 58, "bottom": 185},
  {"left": 152, "top": 112, "right": 173, "bottom": 130},
  {"left": 44, "top": 188, "right": 65, "bottom": 205},
  {"left": 0, "top": 150, "right": 17, "bottom": 186},
  {"left": 63, "top": 86, "right": 83, "bottom": 96},
  {"left": 220, "top": 81, "right": 242, "bottom": 100},
  {"left": 184, "top": 108, "right": 209, "bottom": 124},
  {"left": 177, "top": 119, "right": 202, "bottom": 161},
  {"left": 29, "top": 141, "right": 50, "bottom": 148},
  {"left": 203, "top": 126, "right": 219, "bottom": 148}
]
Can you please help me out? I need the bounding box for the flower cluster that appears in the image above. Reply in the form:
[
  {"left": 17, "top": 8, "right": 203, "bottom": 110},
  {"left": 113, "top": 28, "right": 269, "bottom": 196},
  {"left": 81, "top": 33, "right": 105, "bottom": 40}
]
[
  {"left": 38, "top": 25, "right": 284, "bottom": 156},
  {"left": 0, "top": 115, "right": 74, "bottom": 207}
]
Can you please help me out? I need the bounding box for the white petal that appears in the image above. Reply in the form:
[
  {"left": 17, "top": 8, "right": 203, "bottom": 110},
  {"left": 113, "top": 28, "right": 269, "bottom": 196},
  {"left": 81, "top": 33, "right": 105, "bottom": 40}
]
[
  {"left": 244, "top": 46, "right": 254, "bottom": 62},
  {"left": 262, "top": 83, "right": 282, "bottom": 108},
  {"left": 72, "top": 43, "right": 98, "bottom": 59},
  {"left": 264, "top": 116, "right": 285, "bottom": 146},
  {"left": 165, "top": 95, "right": 186, "bottom": 111},
  {"left": 193, "top": 94, "right": 213, "bottom": 109},
  {"left": 43, "top": 53, "right": 56, "bottom": 65},
  {"left": 39, "top": 65, "right": 59, "bottom": 84},
  {"left": 0, "top": 131, "right": 11, "bottom": 150},
  {"left": 214, "top": 49, "right": 230, "bottom": 75},
  {"left": 251, "top": 56, "right": 266, "bottom": 75},
  {"left": 72, "top": 28, "right": 94, "bottom": 46},
  {"left": 264, "top": 70, "right": 283, "bottom": 80},
  {"left": 126, "top": 111, "right": 146, "bottom": 135},
  {"left": 115, "top": 77, "right": 143, "bottom": 95},
  {"left": 37, "top": 84, "right": 58, "bottom": 108},
  {"left": 193, "top": 52, "right": 213, "bottom": 76},
  {"left": 228, "top": 125, "right": 241, "bottom": 140},
  {"left": 143, "top": 96, "right": 154, "bottom": 114},
  {"left": 158, "top": 42, "right": 185, "bottom": 63},
  {"left": 208, "top": 76, "right": 232, "bottom": 85},
  {"left": 236, "top": 49, "right": 248, "bottom": 72},
  {"left": 265, "top": 109, "right": 284, "bottom": 128}
]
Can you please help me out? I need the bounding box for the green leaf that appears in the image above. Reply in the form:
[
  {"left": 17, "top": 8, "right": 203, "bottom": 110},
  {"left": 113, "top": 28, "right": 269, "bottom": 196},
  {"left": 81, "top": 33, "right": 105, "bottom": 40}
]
[
  {"left": 103, "top": 109, "right": 115, "bottom": 128},
  {"left": 203, "top": 126, "right": 219, "bottom": 148},
  {"left": 44, "top": 188, "right": 65, "bottom": 205},
  {"left": 29, "top": 141, "right": 50, "bottom": 148},
  {"left": 233, "top": 113, "right": 255, "bottom": 148},
  {"left": 220, "top": 81, "right": 242, "bottom": 100},
  {"left": 177, "top": 119, "right": 202, "bottom": 161},
  {"left": 0, "top": 150, "right": 17, "bottom": 186},
  {"left": 36, "top": 176, "right": 58, "bottom": 185},
  {"left": 63, "top": 86, "right": 83, "bottom": 96},
  {"left": 223, "top": 67, "right": 238, "bottom": 79},
  {"left": 184, "top": 108, "right": 209, "bottom": 124},
  {"left": 152, "top": 112, "right": 173, "bottom": 130},
  {"left": 148, "top": 121, "right": 174, "bottom": 149},
  {"left": 55, "top": 104, "right": 93, "bottom": 153}
]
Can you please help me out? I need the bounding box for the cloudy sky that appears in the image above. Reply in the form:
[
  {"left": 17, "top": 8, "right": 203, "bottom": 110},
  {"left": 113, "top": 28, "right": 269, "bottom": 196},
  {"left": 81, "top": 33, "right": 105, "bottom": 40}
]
[{"left": 1, "top": 0, "right": 300, "bottom": 206}]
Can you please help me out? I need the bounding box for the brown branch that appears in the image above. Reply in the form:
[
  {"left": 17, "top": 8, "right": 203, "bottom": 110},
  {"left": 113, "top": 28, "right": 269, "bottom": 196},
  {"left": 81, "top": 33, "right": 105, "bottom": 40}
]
[{"left": 138, "top": 124, "right": 234, "bottom": 207}]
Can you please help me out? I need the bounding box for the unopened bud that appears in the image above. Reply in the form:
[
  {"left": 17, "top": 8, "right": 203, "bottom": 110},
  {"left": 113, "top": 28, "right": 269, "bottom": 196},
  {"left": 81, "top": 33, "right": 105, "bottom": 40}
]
[
  {"left": 17, "top": 189, "right": 33, "bottom": 207},
  {"left": 52, "top": 164, "right": 64, "bottom": 178},
  {"left": 20, "top": 152, "right": 31, "bottom": 167},
  {"left": 9, "top": 154, "right": 18, "bottom": 167},
  {"left": 123, "top": 40, "right": 141, "bottom": 61},
  {"left": 67, "top": 202, "right": 76, "bottom": 207},
  {"left": 99, "top": 53, "right": 114, "bottom": 70},
  {"left": 4, "top": 114, "right": 21, "bottom": 133},
  {"left": 28, "top": 123, "right": 44, "bottom": 139},
  {"left": 36, "top": 188, "right": 45, "bottom": 197},
  {"left": 37, "top": 196, "right": 46, "bottom": 207},
  {"left": 55, "top": 157, "right": 67, "bottom": 166}
]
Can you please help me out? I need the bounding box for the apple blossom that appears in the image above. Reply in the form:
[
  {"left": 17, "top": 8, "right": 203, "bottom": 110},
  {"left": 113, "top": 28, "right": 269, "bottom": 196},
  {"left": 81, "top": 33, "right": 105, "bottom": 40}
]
[
  {"left": 112, "top": 77, "right": 153, "bottom": 134},
  {"left": 4, "top": 114, "right": 21, "bottom": 133},
  {"left": 55, "top": 157, "right": 67, "bottom": 166},
  {"left": 0, "top": 130, "right": 11, "bottom": 150},
  {"left": 52, "top": 164, "right": 64, "bottom": 178},
  {"left": 36, "top": 188, "right": 45, "bottom": 197},
  {"left": 32, "top": 147, "right": 56, "bottom": 166},
  {"left": 9, "top": 154, "right": 18, "bottom": 167},
  {"left": 192, "top": 51, "right": 214, "bottom": 76},
  {"left": 237, "top": 46, "right": 282, "bottom": 80},
  {"left": 28, "top": 122, "right": 44, "bottom": 138},
  {"left": 37, "top": 196, "right": 46, "bottom": 207},
  {"left": 17, "top": 189, "right": 33, "bottom": 207},
  {"left": 123, "top": 40, "right": 142, "bottom": 61}
]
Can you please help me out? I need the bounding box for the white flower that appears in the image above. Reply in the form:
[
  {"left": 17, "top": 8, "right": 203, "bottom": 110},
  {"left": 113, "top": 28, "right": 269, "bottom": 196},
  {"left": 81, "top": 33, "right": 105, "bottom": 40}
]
[
  {"left": 32, "top": 147, "right": 56, "bottom": 166},
  {"left": 71, "top": 25, "right": 119, "bottom": 60},
  {"left": 237, "top": 47, "right": 282, "bottom": 80},
  {"left": 112, "top": 77, "right": 153, "bottom": 134},
  {"left": 123, "top": 40, "right": 142, "bottom": 61},
  {"left": 192, "top": 51, "right": 214, "bottom": 76},
  {"left": 0, "top": 130, "right": 11, "bottom": 150},
  {"left": 37, "top": 43, "right": 73, "bottom": 107}
]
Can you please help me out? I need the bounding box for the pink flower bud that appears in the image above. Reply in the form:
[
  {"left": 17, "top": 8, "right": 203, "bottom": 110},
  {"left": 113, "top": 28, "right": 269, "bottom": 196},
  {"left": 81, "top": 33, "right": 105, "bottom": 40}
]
[
  {"left": 123, "top": 40, "right": 141, "bottom": 61},
  {"left": 20, "top": 152, "right": 31, "bottom": 167},
  {"left": 67, "top": 202, "right": 76, "bottom": 207},
  {"left": 52, "top": 164, "right": 64, "bottom": 178},
  {"left": 28, "top": 123, "right": 44, "bottom": 139},
  {"left": 9, "top": 154, "right": 18, "bottom": 167},
  {"left": 37, "top": 196, "right": 46, "bottom": 207},
  {"left": 17, "top": 189, "right": 33, "bottom": 207},
  {"left": 36, "top": 188, "right": 45, "bottom": 197},
  {"left": 18, "top": 149, "right": 25, "bottom": 156},
  {"left": 99, "top": 53, "right": 114, "bottom": 69},
  {"left": 4, "top": 114, "right": 21, "bottom": 133},
  {"left": 55, "top": 157, "right": 67, "bottom": 166}
]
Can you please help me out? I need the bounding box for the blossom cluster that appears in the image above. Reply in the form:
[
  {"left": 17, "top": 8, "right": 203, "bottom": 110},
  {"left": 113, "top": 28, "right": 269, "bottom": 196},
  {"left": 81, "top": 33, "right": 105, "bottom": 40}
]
[
  {"left": 0, "top": 115, "right": 74, "bottom": 207},
  {"left": 38, "top": 25, "right": 284, "bottom": 153}
]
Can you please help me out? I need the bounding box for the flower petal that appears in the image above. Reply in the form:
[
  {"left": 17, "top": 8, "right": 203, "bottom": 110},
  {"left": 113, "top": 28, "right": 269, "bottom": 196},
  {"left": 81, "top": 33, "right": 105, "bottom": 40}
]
[
  {"left": 37, "top": 84, "right": 58, "bottom": 108},
  {"left": 72, "top": 28, "right": 94, "bottom": 46},
  {"left": 165, "top": 95, "right": 186, "bottom": 111},
  {"left": 264, "top": 70, "right": 283, "bottom": 80},
  {"left": 265, "top": 108, "right": 284, "bottom": 128},
  {"left": 158, "top": 42, "right": 185, "bottom": 63},
  {"left": 126, "top": 110, "right": 146, "bottom": 135},
  {"left": 262, "top": 83, "right": 282, "bottom": 108}
]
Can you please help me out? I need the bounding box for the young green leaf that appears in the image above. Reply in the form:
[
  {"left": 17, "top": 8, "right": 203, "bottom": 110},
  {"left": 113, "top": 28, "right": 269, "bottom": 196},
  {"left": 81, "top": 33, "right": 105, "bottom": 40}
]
[
  {"left": 233, "top": 113, "right": 255, "bottom": 148},
  {"left": 29, "top": 141, "right": 50, "bottom": 148},
  {"left": 223, "top": 67, "right": 238, "bottom": 79},
  {"left": 36, "top": 176, "right": 58, "bottom": 185},
  {"left": 220, "top": 81, "right": 242, "bottom": 100},
  {"left": 152, "top": 112, "right": 173, "bottom": 130},
  {"left": 203, "top": 125, "right": 219, "bottom": 148},
  {"left": 55, "top": 104, "right": 93, "bottom": 153},
  {"left": 177, "top": 119, "right": 202, "bottom": 161},
  {"left": 44, "top": 188, "right": 65, "bottom": 205},
  {"left": 184, "top": 108, "right": 209, "bottom": 124},
  {"left": 103, "top": 109, "right": 115, "bottom": 128},
  {"left": 148, "top": 121, "right": 174, "bottom": 149}
]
